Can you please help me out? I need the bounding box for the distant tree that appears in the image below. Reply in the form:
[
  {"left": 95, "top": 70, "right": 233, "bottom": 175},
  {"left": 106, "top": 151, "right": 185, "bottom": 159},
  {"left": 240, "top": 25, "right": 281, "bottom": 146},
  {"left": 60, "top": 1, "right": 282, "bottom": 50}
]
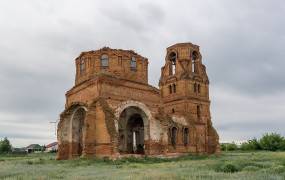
[
  {"left": 0, "top": 137, "right": 12, "bottom": 153},
  {"left": 240, "top": 138, "right": 261, "bottom": 151},
  {"left": 227, "top": 143, "right": 238, "bottom": 151},
  {"left": 280, "top": 139, "right": 285, "bottom": 151},
  {"left": 220, "top": 143, "right": 238, "bottom": 151},
  {"left": 221, "top": 143, "right": 227, "bottom": 151},
  {"left": 259, "top": 133, "right": 284, "bottom": 151}
]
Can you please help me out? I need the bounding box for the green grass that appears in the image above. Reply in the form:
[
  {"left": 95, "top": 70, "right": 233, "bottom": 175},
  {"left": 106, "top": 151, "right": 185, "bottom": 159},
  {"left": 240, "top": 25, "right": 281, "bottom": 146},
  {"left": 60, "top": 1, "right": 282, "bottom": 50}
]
[{"left": 0, "top": 151, "right": 285, "bottom": 179}]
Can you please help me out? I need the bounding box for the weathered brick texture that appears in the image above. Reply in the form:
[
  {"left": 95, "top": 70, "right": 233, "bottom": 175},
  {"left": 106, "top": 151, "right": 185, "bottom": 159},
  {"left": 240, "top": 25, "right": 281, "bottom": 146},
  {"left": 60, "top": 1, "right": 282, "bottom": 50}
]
[{"left": 57, "top": 43, "right": 220, "bottom": 160}]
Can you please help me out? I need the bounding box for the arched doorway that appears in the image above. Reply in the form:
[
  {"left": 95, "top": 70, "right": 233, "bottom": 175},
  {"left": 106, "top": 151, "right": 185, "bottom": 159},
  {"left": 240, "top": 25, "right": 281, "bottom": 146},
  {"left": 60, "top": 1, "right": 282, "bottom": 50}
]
[
  {"left": 71, "top": 107, "right": 86, "bottom": 156},
  {"left": 118, "top": 106, "right": 146, "bottom": 154}
]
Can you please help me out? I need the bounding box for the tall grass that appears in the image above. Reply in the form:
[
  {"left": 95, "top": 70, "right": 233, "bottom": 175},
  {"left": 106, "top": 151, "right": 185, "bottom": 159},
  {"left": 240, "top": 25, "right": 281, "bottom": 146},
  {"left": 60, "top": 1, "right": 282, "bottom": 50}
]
[{"left": 0, "top": 152, "right": 285, "bottom": 179}]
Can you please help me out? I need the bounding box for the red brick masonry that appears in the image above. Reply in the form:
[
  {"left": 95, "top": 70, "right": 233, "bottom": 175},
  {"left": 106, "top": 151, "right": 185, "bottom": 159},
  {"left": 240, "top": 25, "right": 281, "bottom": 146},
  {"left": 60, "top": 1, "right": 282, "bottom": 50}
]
[{"left": 57, "top": 43, "right": 220, "bottom": 160}]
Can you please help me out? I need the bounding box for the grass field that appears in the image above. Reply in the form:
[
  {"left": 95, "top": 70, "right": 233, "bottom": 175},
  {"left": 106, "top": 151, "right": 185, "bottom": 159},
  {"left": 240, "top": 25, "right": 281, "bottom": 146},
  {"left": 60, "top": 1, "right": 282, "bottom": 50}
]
[{"left": 0, "top": 151, "right": 285, "bottom": 180}]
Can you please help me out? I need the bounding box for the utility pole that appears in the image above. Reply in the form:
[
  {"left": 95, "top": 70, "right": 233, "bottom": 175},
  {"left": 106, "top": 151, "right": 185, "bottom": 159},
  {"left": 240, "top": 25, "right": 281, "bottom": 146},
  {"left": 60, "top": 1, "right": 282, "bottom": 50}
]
[{"left": 49, "top": 119, "right": 59, "bottom": 137}]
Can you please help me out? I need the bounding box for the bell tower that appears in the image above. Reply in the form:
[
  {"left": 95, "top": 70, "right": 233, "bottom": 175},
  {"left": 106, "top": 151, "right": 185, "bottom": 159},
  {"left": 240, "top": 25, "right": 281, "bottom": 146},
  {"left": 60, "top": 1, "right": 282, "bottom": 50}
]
[
  {"left": 159, "top": 42, "right": 210, "bottom": 114},
  {"left": 159, "top": 42, "right": 219, "bottom": 153}
]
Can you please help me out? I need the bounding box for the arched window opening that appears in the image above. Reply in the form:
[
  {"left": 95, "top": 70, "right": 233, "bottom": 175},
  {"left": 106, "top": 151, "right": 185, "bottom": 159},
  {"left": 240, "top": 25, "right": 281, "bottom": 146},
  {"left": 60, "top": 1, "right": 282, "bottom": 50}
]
[
  {"left": 194, "top": 83, "right": 197, "bottom": 93},
  {"left": 101, "top": 54, "right": 109, "bottom": 68},
  {"left": 183, "top": 128, "right": 189, "bottom": 146},
  {"left": 130, "top": 57, "right": 137, "bottom": 70},
  {"left": 169, "top": 85, "right": 172, "bottom": 94},
  {"left": 171, "top": 127, "right": 177, "bottom": 147},
  {"left": 172, "top": 108, "right": 175, "bottom": 113},
  {"left": 173, "top": 84, "right": 176, "bottom": 93},
  {"left": 197, "top": 105, "right": 201, "bottom": 119},
  {"left": 79, "top": 59, "right": 85, "bottom": 75},
  {"left": 169, "top": 52, "right": 177, "bottom": 75},
  {"left": 192, "top": 51, "right": 198, "bottom": 73}
]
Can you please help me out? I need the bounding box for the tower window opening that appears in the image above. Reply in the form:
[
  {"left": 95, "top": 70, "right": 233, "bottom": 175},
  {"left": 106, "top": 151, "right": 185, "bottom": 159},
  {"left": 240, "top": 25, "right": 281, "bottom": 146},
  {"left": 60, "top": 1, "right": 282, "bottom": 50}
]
[
  {"left": 197, "top": 105, "right": 201, "bottom": 119},
  {"left": 173, "top": 84, "right": 176, "bottom": 93},
  {"left": 101, "top": 54, "right": 109, "bottom": 68},
  {"left": 130, "top": 57, "right": 137, "bottom": 70},
  {"left": 192, "top": 51, "right": 198, "bottom": 73},
  {"left": 169, "top": 52, "right": 177, "bottom": 75},
  {"left": 172, "top": 108, "right": 175, "bottom": 113},
  {"left": 194, "top": 83, "right": 197, "bottom": 93},
  {"left": 169, "top": 85, "right": 172, "bottom": 94}
]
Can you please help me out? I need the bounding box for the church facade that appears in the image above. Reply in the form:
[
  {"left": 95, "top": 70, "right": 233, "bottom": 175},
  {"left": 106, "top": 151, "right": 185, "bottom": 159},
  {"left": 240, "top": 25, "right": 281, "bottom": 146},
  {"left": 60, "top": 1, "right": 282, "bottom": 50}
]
[{"left": 57, "top": 42, "right": 220, "bottom": 160}]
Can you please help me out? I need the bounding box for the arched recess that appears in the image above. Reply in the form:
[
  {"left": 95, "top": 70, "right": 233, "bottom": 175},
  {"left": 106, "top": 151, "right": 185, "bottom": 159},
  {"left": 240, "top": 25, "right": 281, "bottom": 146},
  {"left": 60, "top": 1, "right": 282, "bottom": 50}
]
[
  {"left": 114, "top": 101, "right": 151, "bottom": 154},
  {"left": 57, "top": 102, "right": 88, "bottom": 159},
  {"left": 69, "top": 106, "right": 87, "bottom": 157}
]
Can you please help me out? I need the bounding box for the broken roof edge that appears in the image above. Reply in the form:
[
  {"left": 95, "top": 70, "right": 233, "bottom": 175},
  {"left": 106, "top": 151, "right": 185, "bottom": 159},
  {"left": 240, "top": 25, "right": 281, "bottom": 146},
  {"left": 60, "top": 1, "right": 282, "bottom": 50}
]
[{"left": 76, "top": 46, "right": 148, "bottom": 61}]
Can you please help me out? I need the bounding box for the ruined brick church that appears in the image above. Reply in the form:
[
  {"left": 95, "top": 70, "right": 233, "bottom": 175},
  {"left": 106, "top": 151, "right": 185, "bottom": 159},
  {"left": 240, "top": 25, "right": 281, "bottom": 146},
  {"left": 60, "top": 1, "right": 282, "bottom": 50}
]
[{"left": 57, "top": 42, "right": 220, "bottom": 160}]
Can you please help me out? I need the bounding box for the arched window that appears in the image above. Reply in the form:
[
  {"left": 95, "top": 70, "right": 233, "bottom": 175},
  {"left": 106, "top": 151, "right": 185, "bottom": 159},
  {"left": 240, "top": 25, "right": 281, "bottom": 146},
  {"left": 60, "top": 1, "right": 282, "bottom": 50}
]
[
  {"left": 79, "top": 59, "right": 85, "bottom": 75},
  {"left": 171, "top": 127, "right": 177, "bottom": 147},
  {"left": 192, "top": 51, "right": 198, "bottom": 73},
  {"left": 194, "top": 83, "right": 197, "bottom": 92},
  {"left": 169, "top": 85, "right": 172, "bottom": 94},
  {"left": 173, "top": 84, "right": 176, "bottom": 93},
  {"left": 130, "top": 57, "right": 137, "bottom": 70},
  {"left": 197, "top": 105, "right": 201, "bottom": 119},
  {"left": 183, "top": 128, "right": 189, "bottom": 146},
  {"left": 101, "top": 54, "right": 109, "bottom": 68},
  {"left": 169, "top": 52, "right": 177, "bottom": 75}
]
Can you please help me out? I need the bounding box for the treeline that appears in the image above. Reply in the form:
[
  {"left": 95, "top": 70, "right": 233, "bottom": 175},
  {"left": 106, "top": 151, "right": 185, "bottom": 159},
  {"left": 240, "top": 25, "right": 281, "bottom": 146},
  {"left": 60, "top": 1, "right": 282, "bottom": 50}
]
[{"left": 221, "top": 133, "right": 285, "bottom": 151}]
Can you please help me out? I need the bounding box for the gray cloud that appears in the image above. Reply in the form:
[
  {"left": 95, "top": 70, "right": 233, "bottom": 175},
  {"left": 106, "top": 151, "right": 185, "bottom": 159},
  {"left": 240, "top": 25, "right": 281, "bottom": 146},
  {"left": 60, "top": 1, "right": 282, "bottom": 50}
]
[
  {"left": 0, "top": 0, "right": 285, "bottom": 147},
  {"left": 100, "top": 1, "right": 165, "bottom": 33}
]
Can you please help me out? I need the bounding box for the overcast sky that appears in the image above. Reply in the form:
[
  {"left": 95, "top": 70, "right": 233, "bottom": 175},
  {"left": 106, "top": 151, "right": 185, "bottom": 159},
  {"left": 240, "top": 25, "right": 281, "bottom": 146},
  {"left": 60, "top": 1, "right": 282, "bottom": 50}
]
[{"left": 0, "top": 0, "right": 284, "bottom": 147}]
